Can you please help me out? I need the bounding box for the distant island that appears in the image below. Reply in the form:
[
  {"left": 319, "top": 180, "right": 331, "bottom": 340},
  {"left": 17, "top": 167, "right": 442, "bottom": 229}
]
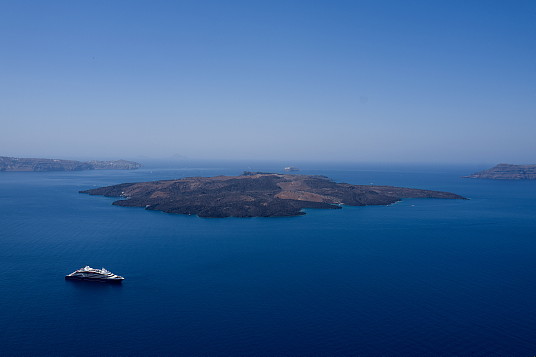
[
  {"left": 80, "top": 172, "right": 466, "bottom": 218},
  {"left": 0, "top": 156, "right": 141, "bottom": 172},
  {"left": 465, "top": 164, "right": 536, "bottom": 180}
]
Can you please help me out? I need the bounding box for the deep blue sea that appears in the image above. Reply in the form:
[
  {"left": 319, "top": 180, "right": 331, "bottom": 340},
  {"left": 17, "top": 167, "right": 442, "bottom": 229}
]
[{"left": 1, "top": 162, "right": 536, "bottom": 356}]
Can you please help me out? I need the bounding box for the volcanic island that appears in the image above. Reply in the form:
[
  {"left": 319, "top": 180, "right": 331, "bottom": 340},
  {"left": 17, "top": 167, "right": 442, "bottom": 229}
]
[
  {"left": 464, "top": 164, "right": 536, "bottom": 180},
  {"left": 80, "top": 172, "right": 466, "bottom": 218},
  {"left": 0, "top": 156, "right": 141, "bottom": 172}
]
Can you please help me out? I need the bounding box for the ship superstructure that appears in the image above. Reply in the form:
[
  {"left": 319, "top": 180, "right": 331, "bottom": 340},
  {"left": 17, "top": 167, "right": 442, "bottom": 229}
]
[{"left": 65, "top": 266, "right": 124, "bottom": 283}]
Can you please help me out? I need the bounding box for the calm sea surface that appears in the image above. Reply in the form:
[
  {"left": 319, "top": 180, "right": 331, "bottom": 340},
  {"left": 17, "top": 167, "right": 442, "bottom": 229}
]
[{"left": 1, "top": 162, "right": 536, "bottom": 356}]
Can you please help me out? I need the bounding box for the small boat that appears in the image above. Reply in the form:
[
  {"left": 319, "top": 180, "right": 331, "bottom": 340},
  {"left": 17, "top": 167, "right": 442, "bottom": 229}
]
[
  {"left": 65, "top": 266, "right": 124, "bottom": 283},
  {"left": 284, "top": 166, "right": 299, "bottom": 172}
]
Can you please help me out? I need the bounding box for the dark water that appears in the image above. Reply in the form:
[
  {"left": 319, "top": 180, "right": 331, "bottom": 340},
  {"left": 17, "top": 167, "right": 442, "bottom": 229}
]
[{"left": 1, "top": 162, "right": 536, "bottom": 356}]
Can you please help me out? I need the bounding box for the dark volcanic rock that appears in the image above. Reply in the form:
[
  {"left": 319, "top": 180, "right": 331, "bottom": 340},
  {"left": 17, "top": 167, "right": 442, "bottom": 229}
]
[
  {"left": 465, "top": 164, "right": 536, "bottom": 180},
  {"left": 0, "top": 156, "right": 141, "bottom": 172},
  {"left": 80, "top": 173, "right": 466, "bottom": 218}
]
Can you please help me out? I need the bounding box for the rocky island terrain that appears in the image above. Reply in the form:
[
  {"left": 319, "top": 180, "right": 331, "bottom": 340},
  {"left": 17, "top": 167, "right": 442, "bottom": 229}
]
[
  {"left": 465, "top": 164, "right": 536, "bottom": 180},
  {"left": 0, "top": 156, "right": 141, "bottom": 172},
  {"left": 80, "top": 172, "right": 466, "bottom": 218}
]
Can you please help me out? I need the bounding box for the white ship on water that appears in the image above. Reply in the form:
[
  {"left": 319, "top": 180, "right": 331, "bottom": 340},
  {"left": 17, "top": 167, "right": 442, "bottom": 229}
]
[
  {"left": 284, "top": 166, "right": 300, "bottom": 172},
  {"left": 65, "top": 266, "right": 124, "bottom": 283}
]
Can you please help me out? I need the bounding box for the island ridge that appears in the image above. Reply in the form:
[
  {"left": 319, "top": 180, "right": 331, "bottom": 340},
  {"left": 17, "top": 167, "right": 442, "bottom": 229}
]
[
  {"left": 81, "top": 172, "right": 466, "bottom": 218},
  {"left": 465, "top": 164, "right": 536, "bottom": 180},
  {"left": 0, "top": 156, "right": 141, "bottom": 172}
]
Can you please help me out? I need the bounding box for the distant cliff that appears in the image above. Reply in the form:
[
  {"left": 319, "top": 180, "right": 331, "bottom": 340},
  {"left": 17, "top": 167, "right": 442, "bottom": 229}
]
[
  {"left": 465, "top": 164, "right": 536, "bottom": 180},
  {"left": 81, "top": 172, "right": 466, "bottom": 218},
  {"left": 0, "top": 156, "right": 141, "bottom": 172},
  {"left": 87, "top": 160, "right": 142, "bottom": 170}
]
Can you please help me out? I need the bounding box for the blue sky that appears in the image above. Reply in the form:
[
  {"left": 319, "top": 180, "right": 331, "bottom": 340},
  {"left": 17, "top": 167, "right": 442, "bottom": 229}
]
[{"left": 1, "top": 0, "right": 535, "bottom": 163}]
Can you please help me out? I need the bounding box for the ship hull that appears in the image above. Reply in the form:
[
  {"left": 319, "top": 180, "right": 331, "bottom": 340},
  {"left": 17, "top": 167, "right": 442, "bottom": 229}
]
[{"left": 65, "top": 276, "right": 123, "bottom": 283}]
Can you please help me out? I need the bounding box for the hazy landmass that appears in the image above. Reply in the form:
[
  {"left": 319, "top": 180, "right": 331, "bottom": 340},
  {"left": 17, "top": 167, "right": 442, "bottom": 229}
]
[
  {"left": 86, "top": 160, "right": 142, "bottom": 170},
  {"left": 0, "top": 156, "right": 141, "bottom": 172},
  {"left": 465, "top": 164, "right": 536, "bottom": 180},
  {"left": 80, "top": 172, "right": 466, "bottom": 218}
]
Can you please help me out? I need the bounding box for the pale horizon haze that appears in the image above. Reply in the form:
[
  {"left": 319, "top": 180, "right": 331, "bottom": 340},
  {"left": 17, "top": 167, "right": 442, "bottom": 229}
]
[{"left": 1, "top": 1, "right": 535, "bottom": 164}]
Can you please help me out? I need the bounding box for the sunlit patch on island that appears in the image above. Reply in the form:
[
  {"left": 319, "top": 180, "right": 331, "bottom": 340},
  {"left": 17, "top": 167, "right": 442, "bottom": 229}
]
[{"left": 80, "top": 172, "right": 466, "bottom": 218}]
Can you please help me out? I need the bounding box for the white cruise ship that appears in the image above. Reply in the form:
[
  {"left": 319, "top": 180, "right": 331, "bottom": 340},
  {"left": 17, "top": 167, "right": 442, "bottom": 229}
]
[
  {"left": 65, "top": 266, "right": 124, "bottom": 283},
  {"left": 284, "top": 166, "right": 300, "bottom": 172}
]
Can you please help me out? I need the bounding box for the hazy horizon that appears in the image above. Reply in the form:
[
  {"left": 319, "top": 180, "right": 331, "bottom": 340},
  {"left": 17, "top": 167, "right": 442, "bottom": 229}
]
[
  {"left": 2, "top": 1, "right": 535, "bottom": 164},
  {"left": 0, "top": 153, "right": 517, "bottom": 169}
]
